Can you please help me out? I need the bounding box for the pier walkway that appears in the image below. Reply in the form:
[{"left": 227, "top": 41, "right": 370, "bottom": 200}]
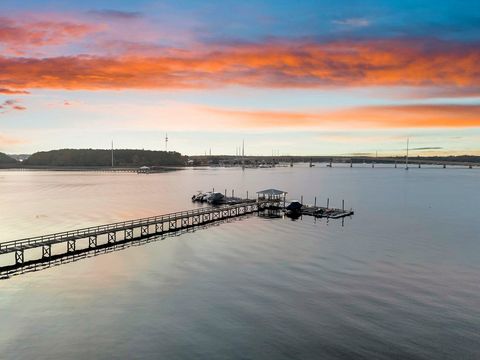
[{"left": 0, "top": 199, "right": 278, "bottom": 267}]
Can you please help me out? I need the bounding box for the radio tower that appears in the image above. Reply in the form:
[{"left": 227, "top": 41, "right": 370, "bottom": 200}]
[{"left": 165, "top": 133, "right": 168, "bottom": 152}]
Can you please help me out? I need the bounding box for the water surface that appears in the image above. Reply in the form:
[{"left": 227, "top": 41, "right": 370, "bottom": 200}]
[{"left": 0, "top": 166, "right": 479, "bottom": 359}]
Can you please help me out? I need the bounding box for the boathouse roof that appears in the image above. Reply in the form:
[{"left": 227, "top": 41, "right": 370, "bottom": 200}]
[{"left": 256, "top": 189, "right": 287, "bottom": 196}]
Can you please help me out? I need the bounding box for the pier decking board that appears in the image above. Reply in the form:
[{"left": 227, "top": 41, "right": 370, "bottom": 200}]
[{"left": 0, "top": 200, "right": 278, "bottom": 259}]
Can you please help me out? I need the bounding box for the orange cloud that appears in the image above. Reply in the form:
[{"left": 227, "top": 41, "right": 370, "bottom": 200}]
[
  {"left": 205, "top": 104, "right": 480, "bottom": 129},
  {"left": 99, "top": 101, "right": 480, "bottom": 131},
  {"left": 0, "top": 88, "right": 30, "bottom": 94},
  {"left": 0, "top": 16, "right": 98, "bottom": 54},
  {"left": 0, "top": 39, "right": 479, "bottom": 92}
]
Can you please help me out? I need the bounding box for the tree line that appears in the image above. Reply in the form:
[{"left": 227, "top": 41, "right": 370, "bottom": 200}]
[
  {"left": 22, "top": 149, "right": 186, "bottom": 167},
  {"left": 0, "top": 152, "right": 17, "bottom": 164}
]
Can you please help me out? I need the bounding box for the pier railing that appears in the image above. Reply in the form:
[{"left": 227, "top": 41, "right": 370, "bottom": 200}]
[{"left": 0, "top": 200, "right": 276, "bottom": 255}]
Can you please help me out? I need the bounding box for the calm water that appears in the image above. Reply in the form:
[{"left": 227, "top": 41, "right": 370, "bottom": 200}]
[{"left": 0, "top": 166, "right": 479, "bottom": 359}]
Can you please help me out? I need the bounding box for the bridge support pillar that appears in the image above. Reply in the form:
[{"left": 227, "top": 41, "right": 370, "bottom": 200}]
[
  {"left": 15, "top": 250, "right": 24, "bottom": 265},
  {"left": 88, "top": 235, "right": 97, "bottom": 248},
  {"left": 42, "top": 244, "right": 51, "bottom": 258}
]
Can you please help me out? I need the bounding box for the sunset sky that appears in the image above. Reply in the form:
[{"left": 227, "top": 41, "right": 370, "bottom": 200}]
[{"left": 1, "top": 0, "right": 479, "bottom": 156}]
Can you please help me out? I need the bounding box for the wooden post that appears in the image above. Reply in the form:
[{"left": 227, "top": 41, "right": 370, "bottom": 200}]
[
  {"left": 246, "top": 191, "right": 249, "bottom": 199},
  {"left": 301, "top": 195, "right": 303, "bottom": 205},
  {"left": 314, "top": 197, "right": 317, "bottom": 207},
  {"left": 327, "top": 198, "right": 330, "bottom": 208},
  {"left": 232, "top": 189, "right": 234, "bottom": 198},
  {"left": 342, "top": 200, "right": 345, "bottom": 211},
  {"left": 225, "top": 189, "right": 227, "bottom": 197}
]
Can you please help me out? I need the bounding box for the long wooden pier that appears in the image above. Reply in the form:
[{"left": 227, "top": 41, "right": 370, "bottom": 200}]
[{"left": 0, "top": 200, "right": 278, "bottom": 268}]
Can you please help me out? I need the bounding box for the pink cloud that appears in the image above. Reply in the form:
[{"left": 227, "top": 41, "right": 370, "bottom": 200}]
[
  {"left": 0, "top": 99, "right": 27, "bottom": 113},
  {"left": 0, "top": 16, "right": 100, "bottom": 54}
]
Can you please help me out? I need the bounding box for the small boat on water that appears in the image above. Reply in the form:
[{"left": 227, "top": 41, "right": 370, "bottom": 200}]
[
  {"left": 191, "top": 191, "right": 204, "bottom": 201},
  {"left": 285, "top": 200, "right": 302, "bottom": 215},
  {"left": 206, "top": 192, "right": 225, "bottom": 205},
  {"left": 192, "top": 191, "right": 212, "bottom": 202},
  {"left": 191, "top": 191, "right": 225, "bottom": 204}
]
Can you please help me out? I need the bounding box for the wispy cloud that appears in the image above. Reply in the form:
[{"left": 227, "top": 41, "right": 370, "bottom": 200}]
[
  {"left": 333, "top": 18, "right": 370, "bottom": 27},
  {"left": 0, "top": 16, "right": 100, "bottom": 54},
  {"left": 87, "top": 9, "right": 143, "bottom": 20},
  {"left": 0, "top": 88, "right": 30, "bottom": 95},
  {"left": 0, "top": 99, "right": 27, "bottom": 113},
  {"left": 410, "top": 146, "right": 443, "bottom": 150},
  {"left": 205, "top": 104, "right": 480, "bottom": 129},
  {"left": 89, "top": 101, "right": 480, "bottom": 131}
]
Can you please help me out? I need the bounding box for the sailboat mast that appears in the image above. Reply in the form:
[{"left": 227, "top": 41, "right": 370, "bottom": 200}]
[{"left": 405, "top": 137, "right": 409, "bottom": 170}]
